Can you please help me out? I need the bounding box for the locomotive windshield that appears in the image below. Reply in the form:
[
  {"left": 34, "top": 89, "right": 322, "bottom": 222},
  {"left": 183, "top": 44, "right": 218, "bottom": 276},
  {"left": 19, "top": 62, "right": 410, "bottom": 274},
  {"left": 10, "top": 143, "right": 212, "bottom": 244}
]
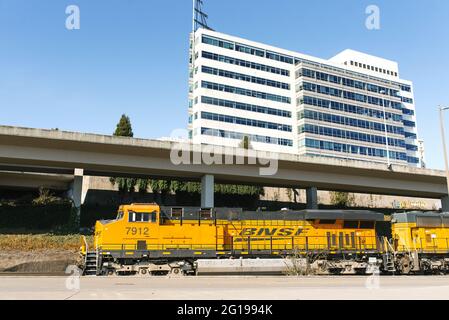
[{"left": 116, "top": 211, "right": 124, "bottom": 220}]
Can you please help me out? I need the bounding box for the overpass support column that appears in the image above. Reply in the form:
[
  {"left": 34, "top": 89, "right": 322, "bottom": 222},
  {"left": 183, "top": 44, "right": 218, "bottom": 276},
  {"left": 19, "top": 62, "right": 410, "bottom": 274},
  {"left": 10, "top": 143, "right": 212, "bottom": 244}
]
[
  {"left": 442, "top": 196, "right": 449, "bottom": 212},
  {"left": 68, "top": 169, "right": 85, "bottom": 225},
  {"left": 306, "top": 187, "right": 318, "bottom": 210},
  {"left": 201, "top": 175, "right": 214, "bottom": 208}
]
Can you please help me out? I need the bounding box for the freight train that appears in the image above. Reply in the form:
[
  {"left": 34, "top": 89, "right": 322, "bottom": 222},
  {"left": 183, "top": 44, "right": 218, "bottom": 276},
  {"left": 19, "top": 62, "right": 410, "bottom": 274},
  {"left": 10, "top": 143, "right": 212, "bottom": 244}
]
[{"left": 80, "top": 203, "right": 449, "bottom": 276}]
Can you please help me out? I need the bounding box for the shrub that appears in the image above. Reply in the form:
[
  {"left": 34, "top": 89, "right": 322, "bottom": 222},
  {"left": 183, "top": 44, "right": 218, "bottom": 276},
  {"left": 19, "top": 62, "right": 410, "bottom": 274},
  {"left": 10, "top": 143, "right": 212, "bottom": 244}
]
[{"left": 0, "top": 203, "right": 73, "bottom": 230}]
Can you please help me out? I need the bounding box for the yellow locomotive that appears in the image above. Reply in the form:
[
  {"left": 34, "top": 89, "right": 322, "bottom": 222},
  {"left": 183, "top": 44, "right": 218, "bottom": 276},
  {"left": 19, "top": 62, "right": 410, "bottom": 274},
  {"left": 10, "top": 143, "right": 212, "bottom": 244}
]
[
  {"left": 80, "top": 203, "right": 449, "bottom": 276},
  {"left": 81, "top": 203, "right": 385, "bottom": 276},
  {"left": 391, "top": 211, "right": 449, "bottom": 274}
]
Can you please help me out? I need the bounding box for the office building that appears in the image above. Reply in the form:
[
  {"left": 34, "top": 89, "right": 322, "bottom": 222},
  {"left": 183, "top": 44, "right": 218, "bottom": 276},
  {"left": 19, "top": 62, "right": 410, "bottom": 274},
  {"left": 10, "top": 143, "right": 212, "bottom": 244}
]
[{"left": 188, "top": 28, "right": 420, "bottom": 167}]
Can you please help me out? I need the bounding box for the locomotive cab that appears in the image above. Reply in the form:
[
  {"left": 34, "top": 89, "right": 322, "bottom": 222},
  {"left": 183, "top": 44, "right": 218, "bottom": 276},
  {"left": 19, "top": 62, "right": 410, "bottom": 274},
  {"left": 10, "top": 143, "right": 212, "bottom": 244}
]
[{"left": 94, "top": 203, "right": 161, "bottom": 251}]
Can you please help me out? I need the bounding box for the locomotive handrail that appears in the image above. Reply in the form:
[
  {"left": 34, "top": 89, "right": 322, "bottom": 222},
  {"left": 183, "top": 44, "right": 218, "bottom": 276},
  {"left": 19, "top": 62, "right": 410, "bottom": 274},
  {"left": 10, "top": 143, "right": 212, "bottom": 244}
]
[
  {"left": 81, "top": 235, "right": 89, "bottom": 253},
  {"left": 81, "top": 235, "right": 89, "bottom": 268},
  {"left": 392, "top": 237, "right": 449, "bottom": 254},
  {"left": 97, "top": 235, "right": 381, "bottom": 253}
]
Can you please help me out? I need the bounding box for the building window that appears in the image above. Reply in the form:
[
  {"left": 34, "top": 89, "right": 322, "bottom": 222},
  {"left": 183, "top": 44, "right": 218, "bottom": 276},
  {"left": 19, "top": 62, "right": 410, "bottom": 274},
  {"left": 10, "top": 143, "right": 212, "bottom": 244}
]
[
  {"left": 201, "top": 127, "right": 293, "bottom": 147},
  {"left": 201, "top": 96, "right": 291, "bottom": 118},
  {"left": 202, "top": 51, "right": 290, "bottom": 77},
  {"left": 201, "top": 81, "right": 291, "bottom": 104},
  {"left": 299, "top": 123, "right": 406, "bottom": 148},
  {"left": 298, "top": 109, "right": 404, "bottom": 135},
  {"left": 304, "top": 138, "right": 407, "bottom": 161},
  {"left": 201, "top": 111, "right": 292, "bottom": 132},
  {"left": 201, "top": 65, "right": 290, "bottom": 90}
]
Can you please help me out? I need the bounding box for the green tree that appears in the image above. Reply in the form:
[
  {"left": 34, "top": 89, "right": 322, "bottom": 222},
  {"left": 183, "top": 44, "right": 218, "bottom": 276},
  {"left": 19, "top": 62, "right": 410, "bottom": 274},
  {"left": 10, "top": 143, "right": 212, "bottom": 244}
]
[
  {"left": 114, "top": 114, "right": 133, "bottom": 137},
  {"left": 148, "top": 179, "right": 172, "bottom": 204},
  {"left": 32, "top": 187, "right": 63, "bottom": 206},
  {"left": 330, "top": 192, "right": 355, "bottom": 208},
  {"left": 146, "top": 179, "right": 265, "bottom": 206},
  {"left": 239, "top": 135, "right": 252, "bottom": 149}
]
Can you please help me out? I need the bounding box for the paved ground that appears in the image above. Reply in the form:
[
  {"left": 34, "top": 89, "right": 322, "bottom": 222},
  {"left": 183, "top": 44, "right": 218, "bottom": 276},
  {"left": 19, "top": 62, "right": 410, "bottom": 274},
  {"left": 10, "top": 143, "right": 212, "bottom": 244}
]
[{"left": 2, "top": 275, "right": 449, "bottom": 300}]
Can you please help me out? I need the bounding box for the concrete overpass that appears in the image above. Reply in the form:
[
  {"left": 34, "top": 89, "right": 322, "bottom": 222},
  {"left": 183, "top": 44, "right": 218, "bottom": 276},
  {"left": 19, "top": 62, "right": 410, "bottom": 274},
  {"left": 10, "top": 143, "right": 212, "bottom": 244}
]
[
  {"left": 0, "top": 171, "right": 74, "bottom": 190},
  {"left": 0, "top": 125, "right": 448, "bottom": 214}
]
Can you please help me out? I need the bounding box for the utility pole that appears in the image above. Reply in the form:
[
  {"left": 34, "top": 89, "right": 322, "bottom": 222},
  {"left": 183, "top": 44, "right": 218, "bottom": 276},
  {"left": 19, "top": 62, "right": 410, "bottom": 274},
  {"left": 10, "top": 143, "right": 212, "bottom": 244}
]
[
  {"left": 380, "top": 90, "right": 391, "bottom": 167},
  {"left": 439, "top": 105, "right": 449, "bottom": 197}
]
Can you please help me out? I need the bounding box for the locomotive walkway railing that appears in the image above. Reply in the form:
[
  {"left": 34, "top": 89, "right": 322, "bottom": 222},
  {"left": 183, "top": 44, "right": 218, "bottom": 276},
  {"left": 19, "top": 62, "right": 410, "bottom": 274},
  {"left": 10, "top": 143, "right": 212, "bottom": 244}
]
[
  {"left": 97, "top": 235, "right": 382, "bottom": 254},
  {"left": 397, "top": 237, "right": 449, "bottom": 254}
]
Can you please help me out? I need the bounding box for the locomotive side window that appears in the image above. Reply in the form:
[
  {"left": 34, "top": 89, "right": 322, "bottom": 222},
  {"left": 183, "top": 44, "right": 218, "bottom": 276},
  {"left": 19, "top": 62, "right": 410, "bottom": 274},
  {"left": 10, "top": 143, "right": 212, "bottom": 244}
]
[
  {"left": 171, "top": 208, "right": 184, "bottom": 219},
  {"left": 319, "top": 220, "right": 336, "bottom": 224},
  {"left": 359, "top": 221, "right": 375, "bottom": 229},
  {"left": 128, "top": 211, "right": 157, "bottom": 223},
  {"left": 343, "top": 221, "right": 359, "bottom": 229},
  {"left": 199, "top": 208, "right": 213, "bottom": 220}
]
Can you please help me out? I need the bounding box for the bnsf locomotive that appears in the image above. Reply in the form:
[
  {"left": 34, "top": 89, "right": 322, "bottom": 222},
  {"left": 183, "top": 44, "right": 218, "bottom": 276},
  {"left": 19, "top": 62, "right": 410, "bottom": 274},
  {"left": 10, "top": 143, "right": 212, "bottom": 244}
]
[{"left": 80, "top": 203, "right": 449, "bottom": 276}]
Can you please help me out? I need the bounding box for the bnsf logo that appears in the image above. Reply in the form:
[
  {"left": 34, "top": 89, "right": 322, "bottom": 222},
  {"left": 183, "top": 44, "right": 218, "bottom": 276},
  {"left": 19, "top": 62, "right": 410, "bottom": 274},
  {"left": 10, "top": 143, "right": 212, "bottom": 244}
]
[{"left": 239, "top": 227, "right": 303, "bottom": 237}]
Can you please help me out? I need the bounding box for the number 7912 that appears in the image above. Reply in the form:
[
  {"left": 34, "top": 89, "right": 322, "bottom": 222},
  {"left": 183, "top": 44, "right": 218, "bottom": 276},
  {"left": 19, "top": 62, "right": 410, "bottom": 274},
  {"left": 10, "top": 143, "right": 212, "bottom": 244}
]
[{"left": 126, "top": 227, "right": 149, "bottom": 236}]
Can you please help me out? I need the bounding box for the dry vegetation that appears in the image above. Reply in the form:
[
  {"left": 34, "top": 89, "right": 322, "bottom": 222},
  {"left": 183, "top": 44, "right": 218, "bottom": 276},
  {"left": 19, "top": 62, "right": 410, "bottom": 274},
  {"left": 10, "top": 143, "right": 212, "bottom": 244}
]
[
  {"left": 0, "top": 234, "right": 94, "bottom": 252},
  {"left": 0, "top": 234, "right": 94, "bottom": 272}
]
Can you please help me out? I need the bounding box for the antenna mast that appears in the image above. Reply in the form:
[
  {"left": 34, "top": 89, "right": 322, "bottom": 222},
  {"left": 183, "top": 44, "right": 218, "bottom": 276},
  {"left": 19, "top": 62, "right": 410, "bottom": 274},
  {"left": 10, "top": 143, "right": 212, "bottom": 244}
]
[
  {"left": 192, "top": 0, "right": 213, "bottom": 32},
  {"left": 188, "top": 0, "right": 212, "bottom": 141}
]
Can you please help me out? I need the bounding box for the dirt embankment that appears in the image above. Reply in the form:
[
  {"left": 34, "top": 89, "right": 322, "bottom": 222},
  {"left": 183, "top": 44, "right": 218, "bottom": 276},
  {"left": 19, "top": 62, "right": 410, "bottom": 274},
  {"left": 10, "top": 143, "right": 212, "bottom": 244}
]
[
  {"left": 0, "top": 234, "right": 92, "bottom": 273},
  {"left": 0, "top": 250, "right": 80, "bottom": 273}
]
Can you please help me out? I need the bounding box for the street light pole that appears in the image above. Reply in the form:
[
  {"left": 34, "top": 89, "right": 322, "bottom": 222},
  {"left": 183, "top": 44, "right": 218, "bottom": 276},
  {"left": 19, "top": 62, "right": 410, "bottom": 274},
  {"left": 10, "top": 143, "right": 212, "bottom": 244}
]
[
  {"left": 380, "top": 91, "right": 391, "bottom": 167},
  {"left": 439, "top": 105, "right": 449, "bottom": 198}
]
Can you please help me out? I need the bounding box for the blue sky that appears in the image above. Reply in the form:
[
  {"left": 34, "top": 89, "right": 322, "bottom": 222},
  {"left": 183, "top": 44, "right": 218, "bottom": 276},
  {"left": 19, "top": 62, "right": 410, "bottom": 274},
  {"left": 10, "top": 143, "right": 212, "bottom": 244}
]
[{"left": 1, "top": 0, "right": 448, "bottom": 169}]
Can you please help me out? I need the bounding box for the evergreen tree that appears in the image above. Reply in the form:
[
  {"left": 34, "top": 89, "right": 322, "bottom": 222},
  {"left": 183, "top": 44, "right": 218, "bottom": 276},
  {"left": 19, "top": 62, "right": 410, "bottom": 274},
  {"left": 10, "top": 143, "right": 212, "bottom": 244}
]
[
  {"left": 239, "top": 135, "right": 252, "bottom": 149},
  {"left": 330, "top": 192, "right": 355, "bottom": 208},
  {"left": 114, "top": 114, "right": 134, "bottom": 137}
]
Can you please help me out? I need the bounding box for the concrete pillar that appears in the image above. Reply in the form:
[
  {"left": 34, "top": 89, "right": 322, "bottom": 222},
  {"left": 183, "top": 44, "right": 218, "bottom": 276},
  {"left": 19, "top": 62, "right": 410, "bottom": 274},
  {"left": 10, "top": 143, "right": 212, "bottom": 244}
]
[
  {"left": 69, "top": 169, "right": 84, "bottom": 221},
  {"left": 306, "top": 187, "right": 318, "bottom": 210},
  {"left": 442, "top": 196, "right": 449, "bottom": 212},
  {"left": 201, "top": 174, "right": 214, "bottom": 208}
]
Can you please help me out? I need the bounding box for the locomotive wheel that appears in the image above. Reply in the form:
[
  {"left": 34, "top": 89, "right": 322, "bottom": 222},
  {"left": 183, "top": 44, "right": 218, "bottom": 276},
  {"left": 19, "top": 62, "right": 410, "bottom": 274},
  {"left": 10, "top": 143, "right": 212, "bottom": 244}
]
[
  {"left": 140, "top": 268, "right": 148, "bottom": 275},
  {"left": 170, "top": 267, "right": 183, "bottom": 276},
  {"left": 398, "top": 256, "right": 412, "bottom": 275}
]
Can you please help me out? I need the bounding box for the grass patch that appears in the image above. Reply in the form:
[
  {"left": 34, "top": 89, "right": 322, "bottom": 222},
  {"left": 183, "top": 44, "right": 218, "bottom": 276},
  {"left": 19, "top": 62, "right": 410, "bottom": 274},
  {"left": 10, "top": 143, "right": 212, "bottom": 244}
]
[{"left": 0, "top": 234, "right": 94, "bottom": 252}]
